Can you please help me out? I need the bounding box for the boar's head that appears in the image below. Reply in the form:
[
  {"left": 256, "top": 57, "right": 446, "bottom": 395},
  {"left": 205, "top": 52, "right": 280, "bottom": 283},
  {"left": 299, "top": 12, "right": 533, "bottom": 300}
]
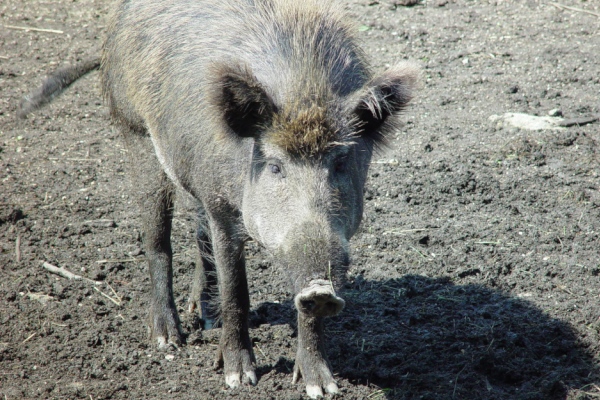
[{"left": 212, "top": 63, "right": 418, "bottom": 317}]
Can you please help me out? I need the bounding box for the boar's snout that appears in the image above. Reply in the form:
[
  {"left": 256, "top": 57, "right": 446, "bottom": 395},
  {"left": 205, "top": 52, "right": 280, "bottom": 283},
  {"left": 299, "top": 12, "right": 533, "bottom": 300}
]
[{"left": 294, "top": 279, "right": 345, "bottom": 317}]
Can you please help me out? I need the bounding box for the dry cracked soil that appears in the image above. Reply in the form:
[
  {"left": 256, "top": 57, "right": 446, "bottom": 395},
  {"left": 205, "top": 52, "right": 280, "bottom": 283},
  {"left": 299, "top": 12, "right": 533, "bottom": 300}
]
[{"left": 1, "top": 0, "right": 600, "bottom": 399}]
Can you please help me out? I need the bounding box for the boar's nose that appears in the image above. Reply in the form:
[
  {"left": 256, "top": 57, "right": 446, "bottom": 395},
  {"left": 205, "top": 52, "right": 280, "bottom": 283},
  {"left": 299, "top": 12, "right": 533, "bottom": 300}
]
[{"left": 294, "top": 279, "right": 345, "bottom": 317}]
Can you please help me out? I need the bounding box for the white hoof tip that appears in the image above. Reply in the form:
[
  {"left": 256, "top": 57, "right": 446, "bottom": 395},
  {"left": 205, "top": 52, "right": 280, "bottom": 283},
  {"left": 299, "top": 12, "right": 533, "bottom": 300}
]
[
  {"left": 225, "top": 373, "right": 241, "bottom": 389},
  {"left": 244, "top": 371, "right": 257, "bottom": 386},
  {"left": 306, "top": 384, "right": 324, "bottom": 399},
  {"left": 326, "top": 382, "right": 339, "bottom": 394},
  {"left": 156, "top": 337, "right": 168, "bottom": 349}
]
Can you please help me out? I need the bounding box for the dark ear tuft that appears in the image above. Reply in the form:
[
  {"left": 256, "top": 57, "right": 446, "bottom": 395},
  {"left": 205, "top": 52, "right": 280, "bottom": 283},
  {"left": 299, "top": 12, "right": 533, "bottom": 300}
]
[
  {"left": 214, "top": 65, "right": 276, "bottom": 138},
  {"left": 354, "top": 63, "right": 419, "bottom": 145}
]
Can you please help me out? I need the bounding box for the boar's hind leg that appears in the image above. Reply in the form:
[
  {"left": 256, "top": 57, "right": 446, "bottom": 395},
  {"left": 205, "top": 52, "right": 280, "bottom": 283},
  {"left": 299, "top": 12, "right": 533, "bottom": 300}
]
[
  {"left": 122, "top": 129, "right": 182, "bottom": 348},
  {"left": 188, "top": 220, "right": 219, "bottom": 330},
  {"left": 209, "top": 218, "right": 256, "bottom": 388}
]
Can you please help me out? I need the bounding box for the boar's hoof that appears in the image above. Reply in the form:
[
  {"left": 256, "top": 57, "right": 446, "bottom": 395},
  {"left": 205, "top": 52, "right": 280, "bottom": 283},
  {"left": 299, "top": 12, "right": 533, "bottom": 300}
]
[
  {"left": 216, "top": 346, "right": 257, "bottom": 389},
  {"left": 153, "top": 327, "right": 182, "bottom": 349},
  {"left": 225, "top": 370, "right": 258, "bottom": 388},
  {"left": 150, "top": 305, "right": 183, "bottom": 349},
  {"left": 156, "top": 335, "right": 180, "bottom": 350},
  {"left": 292, "top": 354, "right": 339, "bottom": 398},
  {"left": 294, "top": 279, "right": 345, "bottom": 317},
  {"left": 307, "top": 383, "right": 339, "bottom": 399}
]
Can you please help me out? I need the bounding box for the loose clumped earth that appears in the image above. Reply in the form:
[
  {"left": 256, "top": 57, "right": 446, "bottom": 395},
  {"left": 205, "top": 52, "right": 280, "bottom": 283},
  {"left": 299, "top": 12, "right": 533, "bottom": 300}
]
[{"left": 1, "top": 0, "right": 599, "bottom": 399}]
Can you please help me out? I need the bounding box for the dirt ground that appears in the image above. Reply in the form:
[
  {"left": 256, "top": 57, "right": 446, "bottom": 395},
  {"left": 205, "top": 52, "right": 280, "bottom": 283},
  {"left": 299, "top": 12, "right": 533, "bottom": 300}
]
[{"left": 1, "top": 0, "right": 599, "bottom": 399}]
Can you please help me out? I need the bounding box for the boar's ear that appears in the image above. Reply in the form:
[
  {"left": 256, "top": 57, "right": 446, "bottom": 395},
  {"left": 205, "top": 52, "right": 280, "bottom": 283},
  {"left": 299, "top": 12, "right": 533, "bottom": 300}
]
[
  {"left": 214, "top": 65, "right": 276, "bottom": 138},
  {"left": 353, "top": 63, "right": 419, "bottom": 146}
]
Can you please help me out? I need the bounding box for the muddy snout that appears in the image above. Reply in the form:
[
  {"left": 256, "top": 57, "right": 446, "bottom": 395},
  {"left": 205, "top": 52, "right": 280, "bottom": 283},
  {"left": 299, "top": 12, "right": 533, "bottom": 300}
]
[{"left": 294, "top": 279, "right": 345, "bottom": 317}]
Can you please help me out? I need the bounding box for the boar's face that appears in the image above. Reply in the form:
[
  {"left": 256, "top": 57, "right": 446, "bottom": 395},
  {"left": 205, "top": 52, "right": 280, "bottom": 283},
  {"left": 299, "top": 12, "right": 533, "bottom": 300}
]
[
  {"left": 213, "top": 63, "right": 417, "bottom": 317},
  {"left": 242, "top": 138, "right": 362, "bottom": 317}
]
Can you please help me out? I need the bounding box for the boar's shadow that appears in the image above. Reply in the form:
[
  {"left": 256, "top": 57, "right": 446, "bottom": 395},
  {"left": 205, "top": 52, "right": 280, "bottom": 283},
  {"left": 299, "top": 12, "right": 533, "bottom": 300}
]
[
  {"left": 248, "top": 274, "right": 598, "bottom": 399},
  {"left": 330, "top": 275, "right": 599, "bottom": 399}
]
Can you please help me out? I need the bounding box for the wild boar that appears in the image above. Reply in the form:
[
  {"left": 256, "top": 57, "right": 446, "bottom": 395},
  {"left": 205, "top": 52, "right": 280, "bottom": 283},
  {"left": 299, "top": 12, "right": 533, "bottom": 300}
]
[{"left": 19, "top": 0, "right": 418, "bottom": 397}]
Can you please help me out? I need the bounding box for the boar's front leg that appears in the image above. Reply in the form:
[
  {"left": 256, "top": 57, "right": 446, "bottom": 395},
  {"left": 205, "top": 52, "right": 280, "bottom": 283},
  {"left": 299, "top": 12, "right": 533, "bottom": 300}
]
[
  {"left": 294, "top": 314, "right": 339, "bottom": 398},
  {"left": 208, "top": 217, "right": 256, "bottom": 387},
  {"left": 122, "top": 131, "right": 182, "bottom": 348}
]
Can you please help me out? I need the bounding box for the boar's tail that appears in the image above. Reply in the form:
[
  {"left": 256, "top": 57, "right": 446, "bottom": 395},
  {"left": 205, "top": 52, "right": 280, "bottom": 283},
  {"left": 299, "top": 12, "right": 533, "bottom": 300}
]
[{"left": 17, "top": 57, "right": 100, "bottom": 118}]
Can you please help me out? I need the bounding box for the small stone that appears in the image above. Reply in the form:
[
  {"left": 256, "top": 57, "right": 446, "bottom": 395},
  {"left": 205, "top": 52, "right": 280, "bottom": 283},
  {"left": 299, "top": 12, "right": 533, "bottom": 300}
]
[
  {"left": 548, "top": 108, "right": 563, "bottom": 117},
  {"left": 165, "top": 354, "right": 175, "bottom": 361},
  {"left": 393, "top": 0, "right": 420, "bottom": 6}
]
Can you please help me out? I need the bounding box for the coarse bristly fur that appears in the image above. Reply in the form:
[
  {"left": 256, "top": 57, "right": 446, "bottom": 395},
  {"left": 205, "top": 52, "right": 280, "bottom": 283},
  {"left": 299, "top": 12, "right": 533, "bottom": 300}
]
[
  {"left": 18, "top": 0, "right": 420, "bottom": 397},
  {"left": 203, "top": 0, "right": 381, "bottom": 156},
  {"left": 269, "top": 104, "right": 344, "bottom": 158},
  {"left": 203, "top": 0, "right": 418, "bottom": 158}
]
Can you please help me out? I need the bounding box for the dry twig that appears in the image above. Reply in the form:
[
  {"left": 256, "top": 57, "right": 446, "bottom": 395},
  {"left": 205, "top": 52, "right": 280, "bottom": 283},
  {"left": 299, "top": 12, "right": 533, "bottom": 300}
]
[
  {"left": 41, "top": 261, "right": 101, "bottom": 285},
  {"left": 453, "top": 364, "right": 468, "bottom": 398},
  {"left": 25, "top": 291, "right": 54, "bottom": 304},
  {"left": 372, "top": 159, "right": 399, "bottom": 165},
  {"left": 106, "top": 282, "right": 122, "bottom": 303},
  {"left": 15, "top": 235, "right": 21, "bottom": 262},
  {"left": 254, "top": 343, "right": 270, "bottom": 363},
  {"left": 48, "top": 157, "right": 102, "bottom": 163},
  {"left": 384, "top": 228, "right": 428, "bottom": 235},
  {"left": 549, "top": 2, "right": 600, "bottom": 18},
  {"left": 2, "top": 24, "right": 64, "bottom": 34},
  {"left": 22, "top": 333, "right": 37, "bottom": 344},
  {"left": 93, "top": 286, "right": 121, "bottom": 306},
  {"left": 96, "top": 258, "right": 140, "bottom": 264}
]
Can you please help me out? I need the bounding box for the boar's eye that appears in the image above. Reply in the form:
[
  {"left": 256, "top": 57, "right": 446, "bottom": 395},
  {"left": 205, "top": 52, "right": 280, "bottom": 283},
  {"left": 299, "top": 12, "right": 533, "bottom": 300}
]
[
  {"left": 266, "top": 159, "right": 285, "bottom": 177},
  {"left": 269, "top": 163, "right": 281, "bottom": 175}
]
